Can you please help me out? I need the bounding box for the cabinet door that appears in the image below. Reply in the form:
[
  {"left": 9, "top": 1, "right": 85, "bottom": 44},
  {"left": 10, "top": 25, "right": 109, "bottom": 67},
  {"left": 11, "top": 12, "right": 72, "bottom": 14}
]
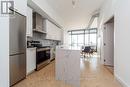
[
  {"left": 46, "top": 20, "right": 53, "bottom": 40},
  {"left": 55, "top": 27, "right": 62, "bottom": 41},
  {"left": 13, "top": 0, "right": 27, "bottom": 16},
  {"left": 57, "top": 28, "right": 61, "bottom": 41},
  {"left": 26, "top": 48, "right": 36, "bottom": 75},
  {"left": 26, "top": 6, "right": 33, "bottom": 37},
  {"left": 45, "top": 20, "right": 62, "bottom": 41}
]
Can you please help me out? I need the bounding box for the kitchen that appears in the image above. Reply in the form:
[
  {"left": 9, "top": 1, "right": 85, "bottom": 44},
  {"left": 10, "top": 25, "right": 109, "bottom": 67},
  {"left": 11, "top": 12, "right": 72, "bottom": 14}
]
[
  {"left": 26, "top": 8, "right": 63, "bottom": 73},
  {"left": 9, "top": 1, "right": 63, "bottom": 86},
  {"left": 9, "top": 3, "right": 81, "bottom": 86},
  {"left": 0, "top": 0, "right": 128, "bottom": 87}
]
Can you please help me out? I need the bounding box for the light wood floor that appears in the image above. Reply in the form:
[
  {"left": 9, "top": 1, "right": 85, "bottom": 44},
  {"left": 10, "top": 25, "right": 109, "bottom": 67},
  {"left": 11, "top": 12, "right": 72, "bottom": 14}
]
[
  {"left": 104, "top": 65, "right": 114, "bottom": 74},
  {"left": 13, "top": 57, "right": 122, "bottom": 87}
]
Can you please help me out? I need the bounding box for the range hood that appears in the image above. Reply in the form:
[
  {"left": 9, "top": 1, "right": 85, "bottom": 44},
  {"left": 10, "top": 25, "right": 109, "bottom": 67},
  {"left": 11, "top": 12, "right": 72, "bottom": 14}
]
[{"left": 33, "top": 12, "right": 46, "bottom": 34}]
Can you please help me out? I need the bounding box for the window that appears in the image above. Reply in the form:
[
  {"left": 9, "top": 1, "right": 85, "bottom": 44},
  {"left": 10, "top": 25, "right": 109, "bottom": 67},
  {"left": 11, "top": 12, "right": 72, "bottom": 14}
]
[
  {"left": 85, "top": 34, "right": 89, "bottom": 45},
  {"left": 72, "top": 35, "right": 78, "bottom": 47},
  {"left": 77, "top": 34, "right": 84, "bottom": 47},
  {"left": 72, "top": 30, "right": 84, "bottom": 34},
  {"left": 68, "top": 35, "right": 72, "bottom": 46},
  {"left": 68, "top": 17, "right": 98, "bottom": 50},
  {"left": 90, "top": 17, "right": 98, "bottom": 28},
  {"left": 68, "top": 28, "right": 97, "bottom": 51},
  {"left": 90, "top": 33, "right": 97, "bottom": 46}
]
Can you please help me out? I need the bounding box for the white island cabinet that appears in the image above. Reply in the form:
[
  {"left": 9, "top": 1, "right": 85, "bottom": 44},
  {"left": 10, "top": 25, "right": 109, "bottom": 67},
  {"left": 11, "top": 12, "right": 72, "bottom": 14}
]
[
  {"left": 26, "top": 48, "right": 36, "bottom": 75},
  {"left": 56, "top": 46, "right": 80, "bottom": 87}
]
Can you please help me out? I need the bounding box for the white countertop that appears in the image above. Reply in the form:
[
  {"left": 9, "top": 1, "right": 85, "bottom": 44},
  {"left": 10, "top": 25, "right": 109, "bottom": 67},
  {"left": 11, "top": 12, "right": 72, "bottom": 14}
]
[
  {"left": 56, "top": 45, "right": 81, "bottom": 51},
  {"left": 27, "top": 47, "right": 36, "bottom": 50}
]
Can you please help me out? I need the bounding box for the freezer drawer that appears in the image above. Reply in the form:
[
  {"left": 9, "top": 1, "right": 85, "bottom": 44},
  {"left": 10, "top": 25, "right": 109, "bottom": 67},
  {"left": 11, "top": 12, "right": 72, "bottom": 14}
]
[{"left": 10, "top": 53, "right": 26, "bottom": 86}]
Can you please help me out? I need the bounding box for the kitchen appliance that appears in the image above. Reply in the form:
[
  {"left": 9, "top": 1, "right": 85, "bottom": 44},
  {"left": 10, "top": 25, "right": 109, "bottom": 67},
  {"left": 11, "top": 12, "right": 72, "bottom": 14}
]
[
  {"left": 9, "top": 10, "right": 26, "bottom": 86},
  {"left": 50, "top": 46, "right": 56, "bottom": 61},
  {"left": 33, "top": 12, "right": 46, "bottom": 34},
  {"left": 27, "top": 41, "right": 33, "bottom": 48},
  {"left": 31, "top": 41, "right": 42, "bottom": 48},
  {"left": 36, "top": 46, "right": 51, "bottom": 70},
  {"left": 30, "top": 41, "right": 51, "bottom": 70}
]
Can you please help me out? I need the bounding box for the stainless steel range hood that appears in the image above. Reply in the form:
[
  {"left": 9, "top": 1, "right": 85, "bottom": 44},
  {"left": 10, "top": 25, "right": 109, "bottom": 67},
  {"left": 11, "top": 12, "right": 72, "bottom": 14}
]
[{"left": 33, "top": 12, "right": 46, "bottom": 34}]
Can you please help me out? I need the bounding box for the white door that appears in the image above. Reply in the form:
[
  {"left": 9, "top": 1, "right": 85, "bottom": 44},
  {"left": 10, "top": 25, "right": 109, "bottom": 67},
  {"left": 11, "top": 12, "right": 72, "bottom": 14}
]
[{"left": 103, "top": 23, "right": 114, "bottom": 66}]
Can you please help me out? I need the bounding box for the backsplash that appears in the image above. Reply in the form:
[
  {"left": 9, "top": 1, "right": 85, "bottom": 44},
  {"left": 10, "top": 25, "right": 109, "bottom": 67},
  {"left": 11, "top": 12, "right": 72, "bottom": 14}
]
[{"left": 27, "top": 32, "right": 61, "bottom": 46}]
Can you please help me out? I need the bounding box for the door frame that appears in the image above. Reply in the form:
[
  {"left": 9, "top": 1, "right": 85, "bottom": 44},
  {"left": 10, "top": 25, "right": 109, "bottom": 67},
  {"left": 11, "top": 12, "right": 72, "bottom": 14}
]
[{"left": 103, "top": 16, "right": 115, "bottom": 66}]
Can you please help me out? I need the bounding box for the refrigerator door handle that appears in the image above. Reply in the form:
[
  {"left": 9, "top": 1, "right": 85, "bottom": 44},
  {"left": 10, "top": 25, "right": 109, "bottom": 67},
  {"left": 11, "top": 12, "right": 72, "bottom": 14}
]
[{"left": 10, "top": 53, "right": 24, "bottom": 56}]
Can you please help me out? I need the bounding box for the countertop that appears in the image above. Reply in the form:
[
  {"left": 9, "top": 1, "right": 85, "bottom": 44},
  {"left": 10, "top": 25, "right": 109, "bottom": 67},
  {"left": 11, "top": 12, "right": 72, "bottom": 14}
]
[
  {"left": 56, "top": 45, "right": 81, "bottom": 51},
  {"left": 27, "top": 47, "right": 37, "bottom": 49}
]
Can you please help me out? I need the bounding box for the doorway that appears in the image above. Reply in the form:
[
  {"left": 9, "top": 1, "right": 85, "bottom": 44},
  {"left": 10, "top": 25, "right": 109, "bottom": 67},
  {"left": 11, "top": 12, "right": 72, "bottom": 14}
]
[{"left": 103, "top": 17, "right": 114, "bottom": 73}]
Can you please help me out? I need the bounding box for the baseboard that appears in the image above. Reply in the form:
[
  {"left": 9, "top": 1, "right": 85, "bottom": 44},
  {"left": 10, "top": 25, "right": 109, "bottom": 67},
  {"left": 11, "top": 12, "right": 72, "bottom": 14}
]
[
  {"left": 115, "top": 74, "right": 129, "bottom": 87},
  {"left": 26, "top": 70, "right": 35, "bottom": 76}
]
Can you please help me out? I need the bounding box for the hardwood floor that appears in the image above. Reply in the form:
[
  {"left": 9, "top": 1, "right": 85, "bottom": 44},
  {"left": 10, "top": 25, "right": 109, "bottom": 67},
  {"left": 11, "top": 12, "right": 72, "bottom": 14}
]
[
  {"left": 104, "top": 65, "right": 114, "bottom": 74},
  {"left": 80, "top": 57, "right": 121, "bottom": 87},
  {"left": 13, "top": 57, "right": 122, "bottom": 87}
]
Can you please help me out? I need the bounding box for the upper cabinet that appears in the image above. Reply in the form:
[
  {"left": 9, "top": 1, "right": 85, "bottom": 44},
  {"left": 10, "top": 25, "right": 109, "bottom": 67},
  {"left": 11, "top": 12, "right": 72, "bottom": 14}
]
[
  {"left": 45, "top": 20, "right": 63, "bottom": 41},
  {"left": 13, "top": 0, "right": 27, "bottom": 16},
  {"left": 26, "top": 6, "right": 33, "bottom": 37}
]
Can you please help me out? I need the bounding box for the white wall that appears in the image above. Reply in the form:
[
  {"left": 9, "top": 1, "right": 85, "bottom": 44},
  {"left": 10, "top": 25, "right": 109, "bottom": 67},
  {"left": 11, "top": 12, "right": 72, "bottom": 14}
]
[
  {"left": 31, "top": 0, "right": 65, "bottom": 28},
  {"left": 0, "top": 0, "right": 27, "bottom": 87},
  {"left": 0, "top": 0, "right": 9, "bottom": 86},
  {"left": 0, "top": 16, "right": 9, "bottom": 87},
  {"left": 99, "top": 0, "right": 130, "bottom": 87},
  {"left": 63, "top": 29, "right": 69, "bottom": 45},
  {"left": 14, "top": 0, "right": 27, "bottom": 16}
]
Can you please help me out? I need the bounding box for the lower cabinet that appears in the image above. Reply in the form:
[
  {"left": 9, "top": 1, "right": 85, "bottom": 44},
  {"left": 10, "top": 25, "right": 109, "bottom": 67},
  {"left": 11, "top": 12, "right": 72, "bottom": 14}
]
[{"left": 26, "top": 48, "right": 36, "bottom": 75}]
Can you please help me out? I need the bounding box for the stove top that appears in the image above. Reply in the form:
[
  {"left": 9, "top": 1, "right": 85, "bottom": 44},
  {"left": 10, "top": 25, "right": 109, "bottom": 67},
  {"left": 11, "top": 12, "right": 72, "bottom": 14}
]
[
  {"left": 36, "top": 46, "right": 50, "bottom": 49},
  {"left": 27, "top": 40, "right": 51, "bottom": 49}
]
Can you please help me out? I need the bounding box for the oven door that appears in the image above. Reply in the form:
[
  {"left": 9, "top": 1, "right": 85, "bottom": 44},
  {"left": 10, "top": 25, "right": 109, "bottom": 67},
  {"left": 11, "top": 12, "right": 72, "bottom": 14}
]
[
  {"left": 46, "top": 49, "right": 50, "bottom": 60},
  {"left": 36, "top": 49, "right": 50, "bottom": 70}
]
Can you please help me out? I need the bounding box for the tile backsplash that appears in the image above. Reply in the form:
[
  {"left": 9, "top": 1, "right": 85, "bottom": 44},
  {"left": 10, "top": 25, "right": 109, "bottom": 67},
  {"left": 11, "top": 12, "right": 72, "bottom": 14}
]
[{"left": 27, "top": 32, "right": 61, "bottom": 46}]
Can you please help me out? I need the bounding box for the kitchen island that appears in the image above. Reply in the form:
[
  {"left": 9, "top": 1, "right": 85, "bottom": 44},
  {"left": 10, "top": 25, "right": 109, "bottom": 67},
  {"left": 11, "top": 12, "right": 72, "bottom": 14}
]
[{"left": 56, "top": 46, "right": 81, "bottom": 87}]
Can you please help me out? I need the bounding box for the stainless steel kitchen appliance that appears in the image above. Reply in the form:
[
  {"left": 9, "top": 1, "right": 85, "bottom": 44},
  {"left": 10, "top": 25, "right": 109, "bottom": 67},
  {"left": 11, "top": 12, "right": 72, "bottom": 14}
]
[
  {"left": 36, "top": 46, "right": 51, "bottom": 70},
  {"left": 9, "top": 10, "right": 26, "bottom": 86},
  {"left": 50, "top": 46, "right": 56, "bottom": 61},
  {"left": 30, "top": 41, "right": 51, "bottom": 70}
]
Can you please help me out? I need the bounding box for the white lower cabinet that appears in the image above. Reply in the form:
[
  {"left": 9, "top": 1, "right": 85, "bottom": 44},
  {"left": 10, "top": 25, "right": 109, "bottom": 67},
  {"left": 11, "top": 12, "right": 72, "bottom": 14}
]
[{"left": 26, "top": 48, "right": 36, "bottom": 75}]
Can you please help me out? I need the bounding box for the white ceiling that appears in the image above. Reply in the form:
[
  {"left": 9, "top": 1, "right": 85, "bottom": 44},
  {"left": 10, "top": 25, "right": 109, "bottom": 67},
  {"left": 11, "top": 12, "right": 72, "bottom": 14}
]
[{"left": 45, "top": 0, "right": 105, "bottom": 29}]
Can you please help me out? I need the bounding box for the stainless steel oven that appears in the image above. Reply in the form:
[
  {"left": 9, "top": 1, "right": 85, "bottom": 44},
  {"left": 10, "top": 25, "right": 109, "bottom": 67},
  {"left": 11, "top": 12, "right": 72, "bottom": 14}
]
[{"left": 36, "top": 47, "right": 50, "bottom": 70}]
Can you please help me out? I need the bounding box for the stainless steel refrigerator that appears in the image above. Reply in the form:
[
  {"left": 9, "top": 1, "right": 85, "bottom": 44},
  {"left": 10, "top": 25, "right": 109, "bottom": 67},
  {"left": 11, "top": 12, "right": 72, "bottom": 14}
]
[{"left": 9, "top": 11, "right": 26, "bottom": 86}]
